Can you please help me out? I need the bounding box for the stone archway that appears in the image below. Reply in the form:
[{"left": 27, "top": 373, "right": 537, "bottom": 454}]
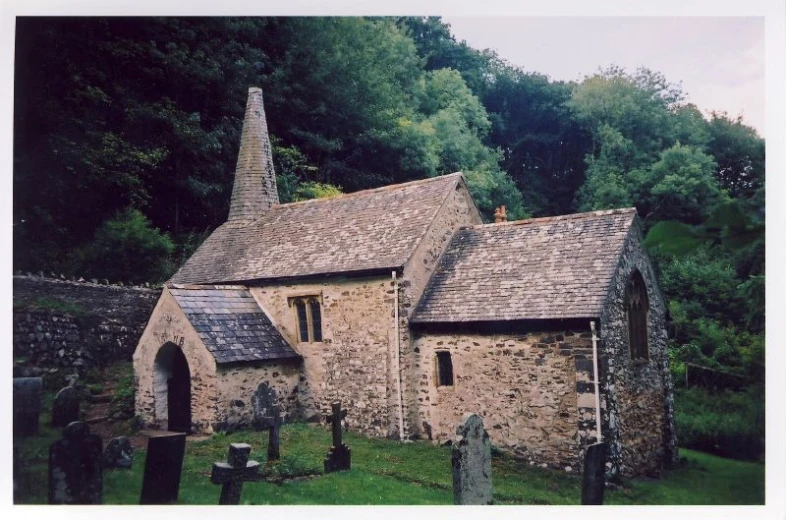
[{"left": 153, "top": 342, "right": 192, "bottom": 433}]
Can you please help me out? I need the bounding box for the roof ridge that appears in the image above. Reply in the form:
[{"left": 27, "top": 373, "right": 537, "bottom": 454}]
[
  {"left": 272, "top": 172, "right": 465, "bottom": 209},
  {"left": 468, "top": 207, "right": 637, "bottom": 229},
  {"left": 167, "top": 283, "right": 249, "bottom": 290}
]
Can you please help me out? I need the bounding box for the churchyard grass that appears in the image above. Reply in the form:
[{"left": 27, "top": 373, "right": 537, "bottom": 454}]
[{"left": 15, "top": 415, "right": 764, "bottom": 505}]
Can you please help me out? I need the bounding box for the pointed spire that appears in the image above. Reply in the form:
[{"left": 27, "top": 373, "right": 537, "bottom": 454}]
[{"left": 227, "top": 87, "right": 279, "bottom": 222}]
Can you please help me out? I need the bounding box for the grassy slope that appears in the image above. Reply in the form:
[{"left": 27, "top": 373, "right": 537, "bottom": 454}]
[{"left": 16, "top": 419, "right": 764, "bottom": 505}]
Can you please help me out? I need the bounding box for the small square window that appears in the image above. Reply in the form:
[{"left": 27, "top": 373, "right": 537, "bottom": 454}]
[
  {"left": 436, "top": 351, "right": 454, "bottom": 387},
  {"left": 289, "top": 296, "right": 323, "bottom": 343}
]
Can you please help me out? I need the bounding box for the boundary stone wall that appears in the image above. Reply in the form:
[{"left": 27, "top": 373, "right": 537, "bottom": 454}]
[{"left": 13, "top": 275, "right": 159, "bottom": 382}]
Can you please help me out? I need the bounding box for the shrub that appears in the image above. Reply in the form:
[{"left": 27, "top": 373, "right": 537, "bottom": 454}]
[{"left": 675, "top": 386, "right": 764, "bottom": 461}]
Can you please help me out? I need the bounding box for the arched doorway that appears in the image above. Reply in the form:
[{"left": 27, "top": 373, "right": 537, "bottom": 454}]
[{"left": 153, "top": 342, "right": 192, "bottom": 433}]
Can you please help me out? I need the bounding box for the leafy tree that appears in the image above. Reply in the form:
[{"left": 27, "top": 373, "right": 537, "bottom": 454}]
[{"left": 706, "top": 111, "right": 765, "bottom": 200}]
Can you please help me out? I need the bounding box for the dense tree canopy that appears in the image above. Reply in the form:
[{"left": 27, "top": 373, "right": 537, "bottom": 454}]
[{"left": 14, "top": 16, "right": 765, "bottom": 388}]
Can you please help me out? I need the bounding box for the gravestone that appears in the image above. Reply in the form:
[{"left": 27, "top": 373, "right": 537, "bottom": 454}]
[
  {"left": 48, "top": 421, "right": 103, "bottom": 504},
  {"left": 52, "top": 385, "right": 80, "bottom": 427},
  {"left": 581, "top": 442, "right": 608, "bottom": 505},
  {"left": 211, "top": 443, "right": 261, "bottom": 505},
  {"left": 451, "top": 413, "right": 492, "bottom": 505},
  {"left": 324, "top": 401, "right": 351, "bottom": 473},
  {"left": 259, "top": 405, "right": 283, "bottom": 462},
  {"left": 251, "top": 383, "right": 278, "bottom": 430},
  {"left": 139, "top": 432, "right": 186, "bottom": 504},
  {"left": 13, "top": 377, "right": 43, "bottom": 437},
  {"left": 103, "top": 436, "right": 134, "bottom": 469}
]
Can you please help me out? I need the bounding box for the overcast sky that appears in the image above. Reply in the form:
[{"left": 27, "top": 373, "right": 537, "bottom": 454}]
[{"left": 442, "top": 16, "right": 765, "bottom": 137}]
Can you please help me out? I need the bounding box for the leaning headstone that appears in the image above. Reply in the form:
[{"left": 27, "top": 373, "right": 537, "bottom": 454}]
[
  {"left": 211, "top": 443, "right": 261, "bottom": 505},
  {"left": 13, "top": 377, "right": 43, "bottom": 437},
  {"left": 139, "top": 432, "right": 186, "bottom": 504},
  {"left": 259, "top": 405, "right": 283, "bottom": 462},
  {"left": 451, "top": 413, "right": 492, "bottom": 505},
  {"left": 48, "top": 421, "right": 103, "bottom": 504},
  {"left": 52, "top": 385, "right": 80, "bottom": 427},
  {"left": 251, "top": 383, "right": 278, "bottom": 430},
  {"left": 581, "top": 442, "right": 608, "bottom": 505},
  {"left": 103, "top": 436, "right": 134, "bottom": 469},
  {"left": 324, "top": 401, "right": 351, "bottom": 473}
]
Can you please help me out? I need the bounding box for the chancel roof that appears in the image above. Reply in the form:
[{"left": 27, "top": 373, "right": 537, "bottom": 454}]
[
  {"left": 169, "top": 286, "right": 300, "bottom": 364},
  {"left": 411, "top": 208, "right": 637, "bottom": 323},
  {"left": 170, "top": 173, "right": 464, "bottom": 284}
]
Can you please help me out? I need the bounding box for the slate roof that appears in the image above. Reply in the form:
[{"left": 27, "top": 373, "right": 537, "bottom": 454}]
[
  {"left": 412, "top": 208, "right": 637, "bottom": 323},
  {"left": 169, "top": 286, "right": 300, "bottom": 364},
  {"left": 170, "top": 173, "right": 465, "bottom": 284}
]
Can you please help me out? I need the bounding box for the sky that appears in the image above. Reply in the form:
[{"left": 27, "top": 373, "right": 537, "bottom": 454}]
[{"left": 442, "top": 17, "right": 765, "bottom": 137}]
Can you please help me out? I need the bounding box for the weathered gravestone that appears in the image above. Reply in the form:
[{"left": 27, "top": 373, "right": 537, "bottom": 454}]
[
  {"left": 211, "top": 443, "right": 261, "bottom": 505},
  {"left": 259, "top": 405, "right": 283, "bottom": 462},
  {"left": 581, "top": 442, "right": 608, "bottom": 505},
  {"left": 13, "top": 377, "right": 43, "bottom": 437},
  {"left": 48, "top": 421, "right": 103, "bottom": 504},
  {"left": 52, "top": 384, "right": 81, "bottom": 427},
  {"left": 251, "top": 382, "right": 277, "bottom": 430},
  {"left": 139, "top": 432, "right": 186, "bottom": 504},
  {"left": 451, "top": 413, "right": 492, "bottom": 505},
  {"left": 103, "top": 436, "right": 134, "bottom": 469},
  {"left": 324, "top": 401, "right": 351, "bottom": 473}
]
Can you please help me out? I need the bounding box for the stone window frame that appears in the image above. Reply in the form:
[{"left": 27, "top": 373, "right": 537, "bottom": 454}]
[
  {"left": 434, "top": 350, "right": 455, "bottom": 388},
  {"left": 287, "top": 294, "right": 324, "bottom": 343},
  {"left": 625, "top": 269, "right": 650, "bottom": 361}
]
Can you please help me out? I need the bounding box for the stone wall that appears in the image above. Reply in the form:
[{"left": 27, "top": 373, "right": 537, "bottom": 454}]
[
  {"left": 13, "top": 275, "right": 159, "bottom": 381},
  {"left": 215, "top": 362, "right": 301, "bottom": 429},
  {"left": 133, "top": 289, "right": 219, "bottom": 434},
  {"left": 413, "top": 329, "right": 597, "bottom": 472},
  {"left": 599, "top": 223, "right": 677, "bottom": 477},
  {"left": 399, "top": 180, "right": 483, "bottom": 438},
  {"left": 250, "top": 277, "right": 397, "bottom": 438}
]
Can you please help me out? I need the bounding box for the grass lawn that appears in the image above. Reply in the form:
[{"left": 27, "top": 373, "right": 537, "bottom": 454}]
[{"left": 15, "top": 418, "right": 764, "bottom": 505}]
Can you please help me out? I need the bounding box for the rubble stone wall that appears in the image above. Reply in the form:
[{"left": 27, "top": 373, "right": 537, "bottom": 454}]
[
  {"left": 250, "top": 277, "right": 396, "bottom": 438},
  {"left": 413, "top": 329, "right": 597, "bottom": 472},
  {"left": 599, "top": 223, "right": 677, "bottom": 477},
  {"left": 399, "top": 181, "right": 483, "bottom": 438},
  {"left": 13, "top": 275, "right": 159, "bottom": 382},
  {"left": 215, "top": 362, "right": 302, "bottom": 429}
]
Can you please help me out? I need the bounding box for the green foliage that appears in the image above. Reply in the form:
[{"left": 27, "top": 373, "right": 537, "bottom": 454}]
[
  {"left": 81, "top": 208, "right": 175, "bottom": 283},
  {"left": 292, "top": 182, "right": 343, "bottom": 202},
  {"left": 675, "top": 386, "right": 764, "bottom": 461},
  {"left": 14, "top": 296, "right": 88, "bottom": 317},
  {"left": 109, "top": 363, "right": 136, "bottom": 420}
]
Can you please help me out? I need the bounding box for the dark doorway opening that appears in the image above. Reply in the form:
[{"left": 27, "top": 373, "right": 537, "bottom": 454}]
[
  {"left": 167, "top": 347, "right": 191, "bottom": 433},
  {"left": 154, "top": 342, "right": 192, "bottom": 434}
]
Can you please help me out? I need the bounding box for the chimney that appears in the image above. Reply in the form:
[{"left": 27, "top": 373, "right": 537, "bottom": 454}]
[
  {"left": 494, "top": 205, "right": 507, "bottom": 223},
  {"left": 227, "top": 87, "right": 279, "bottom": 222}
]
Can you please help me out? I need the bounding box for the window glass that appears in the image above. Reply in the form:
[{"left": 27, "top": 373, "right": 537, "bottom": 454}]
[
  {"left": 295, "top": 300, "right": 309, "bottom": 343},
  {"left": 310, "top": 300, "right": 323, "bottom": 342},
  {"left": 436, "top": 351, "right": 454, "bottom": 387}
]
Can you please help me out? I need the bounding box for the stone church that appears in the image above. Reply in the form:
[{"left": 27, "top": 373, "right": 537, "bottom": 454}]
[{"left": 134, "top": 87, "right": 677, "bottom": 477}]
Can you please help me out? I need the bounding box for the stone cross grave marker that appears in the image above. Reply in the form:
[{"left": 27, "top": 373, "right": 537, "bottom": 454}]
[
  {"left": 451, "top": 413, "right": 492, "bottom": 505},
  {"left": 211, "top": 443, "right": 261, "bottom": 505},
  {"left": 581, "top": 442, "right": 608, "bottom": 505},
  {"left": 51, "top": 384, "right": 80, "bottom": 427},
  {"left": 259, "top": 404, "right": 283, "bottom": 462},
  {"left": 139, "top": 432, "right": 186, "bottom": 504},
  {"left": 48, "top": 421, "right": 103, "bottom": 504},
  {"left": 103, "top": 436, "right": 134, "bottom": 469},
  {"left": 324, "top": 401, "right": 351, "bottom": 473},
  {"left": 13, "top": 377, "right": 42, "bottom": 437}
]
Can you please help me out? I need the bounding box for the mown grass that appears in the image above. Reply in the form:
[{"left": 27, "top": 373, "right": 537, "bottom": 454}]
[{"left": 15, "top": 415, "right": 764, "bottom": 505}]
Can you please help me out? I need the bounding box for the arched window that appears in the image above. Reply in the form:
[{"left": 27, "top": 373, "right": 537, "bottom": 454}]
[{"left": 626, "top": 270, "right": 649, "bottom": 360}]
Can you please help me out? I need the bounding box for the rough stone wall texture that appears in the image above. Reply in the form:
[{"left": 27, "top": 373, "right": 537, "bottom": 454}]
[
  {"left": 250, "top": 278, "right": 396, "bottom": 437},
  {"left": 214, "top": 362, "right": 301, "bottom": 430},
  {"left": 599, "top": 223, "right": 676, "bottom": 477},
  {"left": 13, "top": 276, "right": 159, "bottom": 380},
  {"left": 399, "top": 181, "right": 482, "bottom": 438},
  {"left": 133, "top": 289, "right": 219, "bottom": 434},
  {"left": 413, "top": 330, "right": 597, "bottom": 472}
]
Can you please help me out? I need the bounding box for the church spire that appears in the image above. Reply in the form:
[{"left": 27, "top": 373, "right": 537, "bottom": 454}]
[{"left": 227, "top": 87, "right": 279, "bottom": 222}]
